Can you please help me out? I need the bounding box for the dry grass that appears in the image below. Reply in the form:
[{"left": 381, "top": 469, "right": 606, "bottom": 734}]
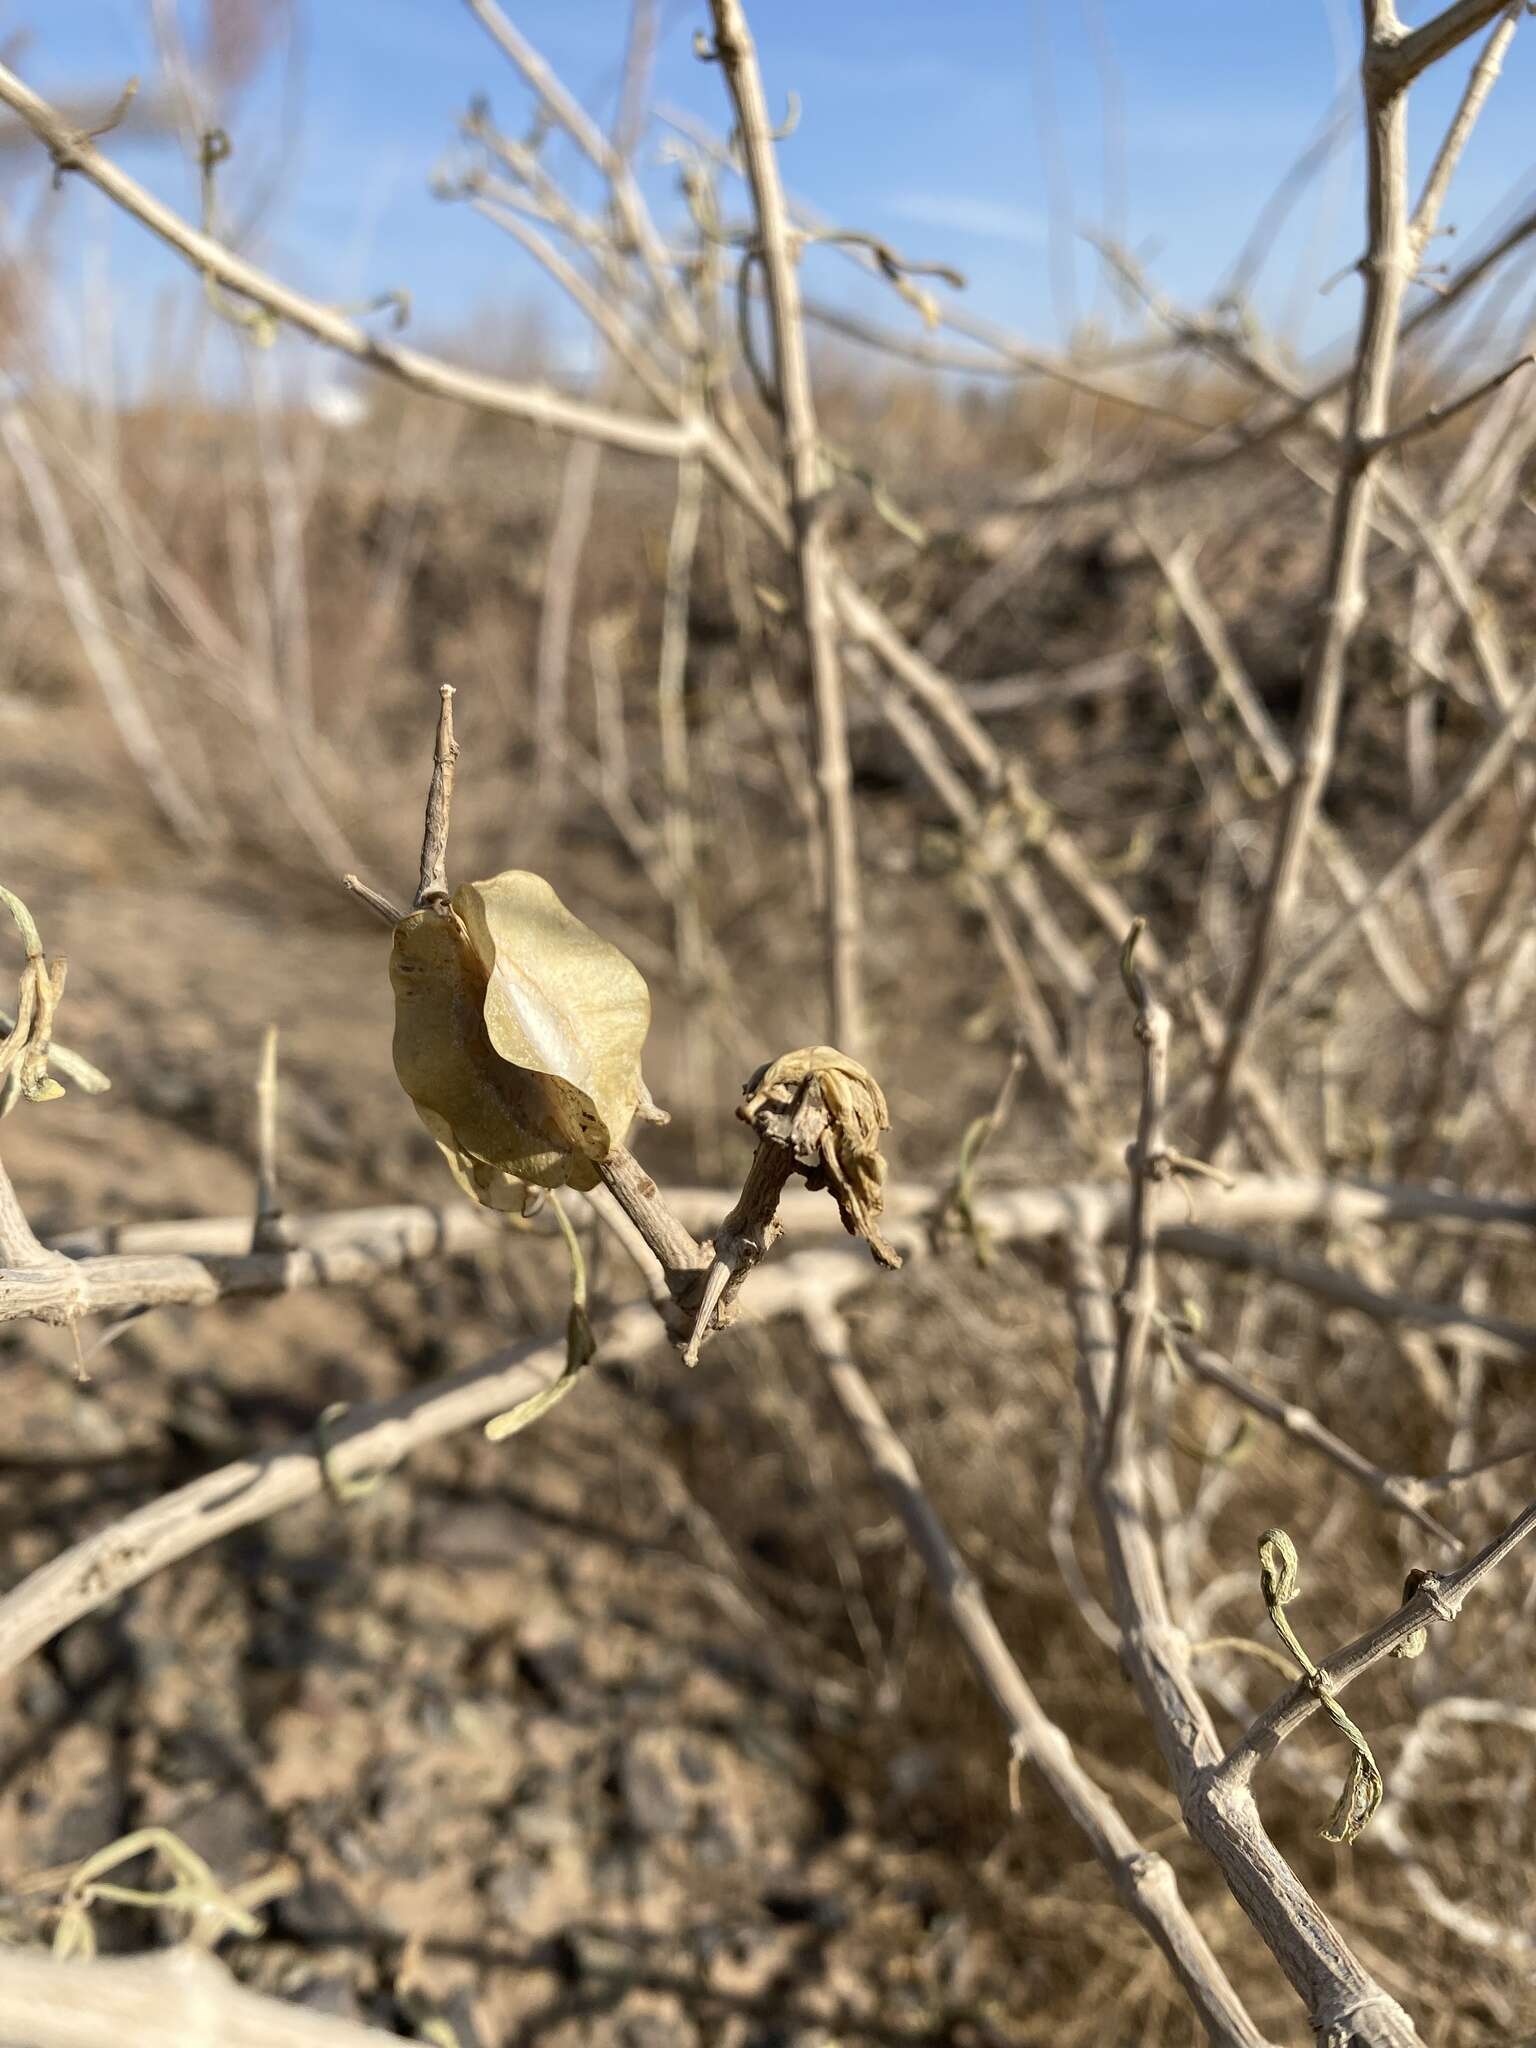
[
  {"left": 1, "top": 376, "right": 1532, "bottom": 2043},
  {"left": 4, "top": 8, "right": 1536, "bottom": 2044}
]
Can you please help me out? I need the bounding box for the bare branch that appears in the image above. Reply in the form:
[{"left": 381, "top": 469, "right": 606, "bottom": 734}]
[
  {"left": 1167, "top": 1223, "right": 1536, "bottom": 1363},
  {"left": 806, "top": 1302, "right": 1275, "bottom": 2048},
  {"left": 1372, "top": 0, "right": 1523, "bottom": 93},
  {"left": 0, "top": 399, "right": 217, "bottom": 853},
  {"left": 1407, "top": 3, "right": 1524, "bottom": 253},
  {"left": 0, "top": 1236, "right": 899, "bottom": 1685},
  {"left": 593, "top": 1140, "right": 709, "bottom": 1294},
  {"left": 706, "top": 0, "right": 863, "bottom": 1052},
  {"left": 1, "top": 1202, "right": 503, "bottom": 1326},
  {"left": 1220, "top": 1497, "right": 1536, "bottom": 1781},
  {"left": 0, "top": 1945, "right": 401, "bottom": 2048},
  {"left": 0, "top": 1152, "right": 56, "bottom": 1269},
  {"left": 1367, "top": 352, "right": 1535, "bottom": 457},
  {"left": 1267, "top": 661, "right": 1536, "bottom": 1023},
  {"left": 1166, "top": 1325, "right": 1459, "bottom": 1548},
  {"left": 1202, "top": 2, "right": 1419, "bottom": 1153},
  {"left": 1146, "top": 534, "right": 1431, "bottom": 1018},
  {"left": 531, "top": 437, "right": 601, "bottom": 807},
  {"left": 11, "top": 1167, "right": 1536, "bottom": 1329},
  {"left": 0, "top": 51, "right": 1180, "bottom": 1068},
  {"left": 0, "top": 62, "right": 699, "bottom": 464},
  {"left": 1102, "top": 922, "right": 1172, "bottom": 1470},
  {"left": 655, "top": 451, "right": 712, "bottom": 1044},
  {"left": 0, "top": 1324, "right": 573, "bottom": 1680},
  {"left": 461, "top": 0, "right": 700, "bottom": 357},
  {"left": 1065, "top": 1237, "right": 1424, "bottom": 2047}
]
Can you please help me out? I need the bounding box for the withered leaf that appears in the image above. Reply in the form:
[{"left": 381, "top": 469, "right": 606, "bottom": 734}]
[
  {"left": 459, "top": 871, "right": 650, "bottom": 1145},
  {"left": 391, "top": 871, "right": 651, "bottom": 1197}
]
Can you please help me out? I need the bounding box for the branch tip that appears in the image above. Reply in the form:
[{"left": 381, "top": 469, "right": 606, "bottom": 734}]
[
  {"left": 416, "top": 686, "right": 460, "bottom": 909},
  {"left": 343, "top": 874, "right": 406, "bottom": 927}
]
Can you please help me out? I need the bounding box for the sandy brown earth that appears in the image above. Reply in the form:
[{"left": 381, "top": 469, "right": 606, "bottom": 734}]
[
  {"left": 4, "top": 433, "right": 1536, "bottom": 2046},
  {"left": 0, "top": 855, "right": 1088, "bottom": 2048}
]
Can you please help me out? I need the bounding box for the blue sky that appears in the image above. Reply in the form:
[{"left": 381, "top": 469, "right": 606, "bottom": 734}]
[{"left": 13, "top": 2, "right": 1536, "bottom": 395}]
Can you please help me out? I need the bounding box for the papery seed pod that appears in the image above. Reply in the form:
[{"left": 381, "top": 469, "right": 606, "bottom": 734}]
[{"left": 391, "top": 870, "right": 652, "bottom": 1199}]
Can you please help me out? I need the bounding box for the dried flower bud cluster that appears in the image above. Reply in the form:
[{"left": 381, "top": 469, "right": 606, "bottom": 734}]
[{"left": 739, "top": 1045, "right": 902, "bottom": 1270}]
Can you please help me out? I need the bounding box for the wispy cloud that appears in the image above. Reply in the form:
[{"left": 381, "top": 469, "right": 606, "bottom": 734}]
[
  {"left": 889, "top": 193, "right": 1046, "bottom": 246},
  {"left": 1129, "top": 106, "right": 1321, "bottom": 156}
]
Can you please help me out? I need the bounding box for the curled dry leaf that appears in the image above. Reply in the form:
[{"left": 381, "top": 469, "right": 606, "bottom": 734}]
[
  {"left": 391, "top": 870, "right": 652, "bottom": 1199},
  {"left": 740, "top": 1045, "right": 902, "bottom": 1269}
]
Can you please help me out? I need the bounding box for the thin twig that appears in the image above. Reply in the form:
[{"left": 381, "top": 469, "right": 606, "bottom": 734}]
[
  {"left": 250, "top": 1023, "right": 293, "bottom": 1254},
  {"left": 1202, "top": 1, "right": 1420, "bottom": 1154},
  {"left": 1367, "top": 352, "right": 1535, "bottom": 456},
  {"left": 342, "top": 875, "right": 405, "bottom": 927},
  {"left": 0, "top": 399, "right": 216, "bottom": 852},
  {"left": 415, "top": 684, "right": 459, "bottom": 908},
  {"left": 1065, "top": 1236, "right": 1424, "bottom": 2047},
  {"left": 1219, "top": 1497, "right": 1536, "bottom": 1781},
  {"left": 0, "top": 60, "right": 698, "bottom": 463},
  {"left": 706, "top": 0, "right": 863, "bottom": 1053},
  {"left": 1165, "top": 1324, "right": 1459, "bottom": 1547},
  {"left": 461, "top": 0, "right": 700, "bottom": 358},
  {"left": 1407, "top": 3, "right": 1523, "bottom": 253},
  {"left": 1102, "top": 921, "right": 1172, "bottom": 1470}
]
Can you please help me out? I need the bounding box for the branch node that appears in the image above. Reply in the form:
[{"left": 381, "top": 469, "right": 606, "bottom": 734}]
[
  {"left": 49, "top": 75, "right": 138, "bottom": 186},
  {"left": 315, "top": 1403, "right": 387, "bottom": 1506}
]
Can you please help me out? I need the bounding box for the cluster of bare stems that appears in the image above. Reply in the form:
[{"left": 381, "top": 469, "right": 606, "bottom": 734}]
[{"left": 4, "top": 0, "right": 1536, "bottom": 2042}]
